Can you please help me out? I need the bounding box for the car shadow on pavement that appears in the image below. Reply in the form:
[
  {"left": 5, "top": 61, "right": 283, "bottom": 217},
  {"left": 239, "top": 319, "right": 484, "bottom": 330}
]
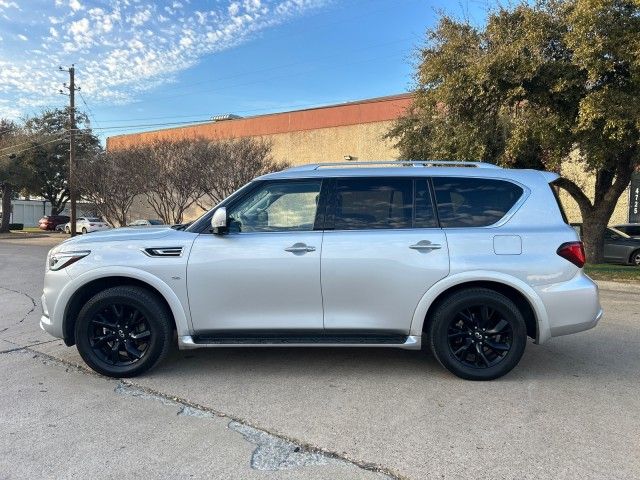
[{"left": 148, "top": 326, "right": 637, "bottom": 383}]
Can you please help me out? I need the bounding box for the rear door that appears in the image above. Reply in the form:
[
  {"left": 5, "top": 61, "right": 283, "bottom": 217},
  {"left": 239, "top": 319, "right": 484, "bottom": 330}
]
[{"left": 320, "top": 177, "right": 449, "bottom": 333}]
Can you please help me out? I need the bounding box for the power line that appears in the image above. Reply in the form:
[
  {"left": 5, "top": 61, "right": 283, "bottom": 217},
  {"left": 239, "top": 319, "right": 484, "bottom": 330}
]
[
  {"left": 0, "top": 134, "right": 68, "bottom": 158},
  {"left": 0, "top": 131, "right": 69, "bottom": 153},
  {"left": 78, "top": 90, "right": 102, "bottom": 130}
]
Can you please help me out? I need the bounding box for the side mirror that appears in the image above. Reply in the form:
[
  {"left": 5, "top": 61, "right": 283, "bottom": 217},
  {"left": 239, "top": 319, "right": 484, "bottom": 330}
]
[{"left": 211, "top": 207, "right": 228, "bottom": 234}]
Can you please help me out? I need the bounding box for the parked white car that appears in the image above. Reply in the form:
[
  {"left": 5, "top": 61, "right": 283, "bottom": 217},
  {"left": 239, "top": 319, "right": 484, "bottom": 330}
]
[
  {"left": 127, "top": 219, "right": 165, "bottom": 227},
  {"left": 41, "top": 161, "right": 602, "bottom": 380},
  {"left": 64, "top": 217, "right": 111, "bottom": 234}
]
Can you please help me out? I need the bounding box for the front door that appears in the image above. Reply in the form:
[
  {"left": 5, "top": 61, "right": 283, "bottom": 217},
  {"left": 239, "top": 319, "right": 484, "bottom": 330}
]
[
  {"left": 187, "top": 179, "right": 325, "bottom": 332},
  {"left": 321, "top": 177, "right": 449, "bottom": 332}
]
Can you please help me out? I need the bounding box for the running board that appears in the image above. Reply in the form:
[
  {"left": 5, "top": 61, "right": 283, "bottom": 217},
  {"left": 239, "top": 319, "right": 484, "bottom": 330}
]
[{"left": 178, "top": 333, "right": 421, "bottom": 350}]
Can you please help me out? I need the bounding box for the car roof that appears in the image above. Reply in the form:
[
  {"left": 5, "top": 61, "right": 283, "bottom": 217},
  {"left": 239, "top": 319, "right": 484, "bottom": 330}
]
[{"left": 257, "top": 161, "right": 556, "bottom": 183}]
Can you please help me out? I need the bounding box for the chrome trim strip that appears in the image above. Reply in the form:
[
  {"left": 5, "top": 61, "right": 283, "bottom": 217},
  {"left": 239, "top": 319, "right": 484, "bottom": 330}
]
[
  {"left": 141, "top": 247, "right": 183, "bottom": 257},
  {"left": 178, "top": 335, "right": 421, "bottom": 350}
]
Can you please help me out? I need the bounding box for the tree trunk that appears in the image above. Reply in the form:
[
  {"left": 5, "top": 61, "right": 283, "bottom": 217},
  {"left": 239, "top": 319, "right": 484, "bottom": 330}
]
[
  {"left": 555, "top": 159, "right": 635, "bottom": 264},
  {"left": 0, "top": 183, "right": 12, "bottom": 233},
  {"left": 581, "top": 213, "right": 609, "bottom": 263}
]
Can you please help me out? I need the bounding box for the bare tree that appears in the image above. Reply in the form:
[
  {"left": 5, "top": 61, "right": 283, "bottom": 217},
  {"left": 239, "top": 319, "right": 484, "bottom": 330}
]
[
  {"left": 140, "top": 138, "right": 215, "bottom": 224},
  {"left": 76, "top": 148, "right": 147, "bottom": 226},
  {"left": 196, "top": 137, "right": 288, "bottom": 210}
]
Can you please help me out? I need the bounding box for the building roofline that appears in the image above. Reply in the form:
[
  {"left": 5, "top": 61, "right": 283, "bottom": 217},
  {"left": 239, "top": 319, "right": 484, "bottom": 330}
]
[{"left": 106, "top": 92, "right": 414, "bottom": 143}]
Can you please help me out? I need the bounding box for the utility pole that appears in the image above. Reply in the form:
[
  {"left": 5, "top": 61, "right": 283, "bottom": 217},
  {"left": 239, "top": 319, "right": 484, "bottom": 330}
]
[{"left": 60, "top": 65, "right": 79, "bottom": 236}]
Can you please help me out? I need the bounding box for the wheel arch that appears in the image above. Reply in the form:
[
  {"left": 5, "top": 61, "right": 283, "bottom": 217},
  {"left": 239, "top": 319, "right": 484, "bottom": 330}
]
[
  {"left": 410, "top": 272, "right": 550, "bottom": 344},
  {"left": 60, "top": 269, "right": 188, "bottom": 347}
]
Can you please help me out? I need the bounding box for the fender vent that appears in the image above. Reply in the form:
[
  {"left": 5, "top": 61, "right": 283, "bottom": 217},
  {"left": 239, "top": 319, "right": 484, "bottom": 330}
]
[{"left": 142, "top": 247, "right": 183, "bottom": 257}]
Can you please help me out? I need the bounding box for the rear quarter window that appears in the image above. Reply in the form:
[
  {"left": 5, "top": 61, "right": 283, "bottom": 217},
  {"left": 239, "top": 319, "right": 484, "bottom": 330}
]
[{"left": 432, "top": 177, "right": 524, "bottom": 228}]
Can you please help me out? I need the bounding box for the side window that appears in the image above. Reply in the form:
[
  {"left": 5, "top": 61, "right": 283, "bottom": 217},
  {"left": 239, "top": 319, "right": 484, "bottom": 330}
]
[
  {"left": 414, "top": 179, "right": 438, "bottom": 228},
  {"left": 432, "top": 177, "right": 524, "bottom": 228},
  {"left": 227, "top": 180, "right": 322, "bottom": 233},
  {"left": 333, "top": 178, "right": 413, "bottom": 230}
]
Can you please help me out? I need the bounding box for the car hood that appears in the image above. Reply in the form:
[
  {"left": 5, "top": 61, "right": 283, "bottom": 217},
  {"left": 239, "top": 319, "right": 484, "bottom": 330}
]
[{"left": 60, "top": 226, "right": 181, "bottom": 246}]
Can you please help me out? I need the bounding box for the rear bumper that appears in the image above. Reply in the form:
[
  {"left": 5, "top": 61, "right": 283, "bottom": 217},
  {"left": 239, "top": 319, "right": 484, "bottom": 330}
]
[{"left": 534, "top": 273, "right": 602, "bottom": 340}]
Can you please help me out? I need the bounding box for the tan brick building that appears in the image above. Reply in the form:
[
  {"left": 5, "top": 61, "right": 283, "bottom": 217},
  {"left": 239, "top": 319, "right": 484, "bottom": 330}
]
[{"left": 107, "top": 93, "right": 632, "bottom": 225}]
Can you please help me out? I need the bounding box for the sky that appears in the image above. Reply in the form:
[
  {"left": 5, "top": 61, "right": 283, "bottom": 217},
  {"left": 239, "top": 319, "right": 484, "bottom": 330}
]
[{"left": 0, "top": 0, "right": 489, "bottom": 141}]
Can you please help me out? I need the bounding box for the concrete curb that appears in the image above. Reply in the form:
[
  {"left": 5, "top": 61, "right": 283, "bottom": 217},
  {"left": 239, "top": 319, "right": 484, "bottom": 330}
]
[{"left": 595, "top": 280, "right": 640, "bottom": 293}]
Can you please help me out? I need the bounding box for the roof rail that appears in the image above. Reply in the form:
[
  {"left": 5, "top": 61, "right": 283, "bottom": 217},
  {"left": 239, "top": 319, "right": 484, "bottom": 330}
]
[{"left": 285, "top": 160, "right": 501, "bottom": 171}]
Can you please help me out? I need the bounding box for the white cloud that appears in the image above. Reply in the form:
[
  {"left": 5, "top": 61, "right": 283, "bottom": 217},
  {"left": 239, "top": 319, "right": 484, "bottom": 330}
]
[
  {"left": 17, "top": 33, "right": 27, "bottom": 41},
  {"left": 69, "top": 0, "right": 82, "bottom": 12},
  {"left": 0, "top": 0, "right": 329, "bottom": 118},
  {"left": 0, "top": 1, "right": 18, "bottom": 9},
  {"left": 130, "top": 8, "right": 151, "bottom": 26}
]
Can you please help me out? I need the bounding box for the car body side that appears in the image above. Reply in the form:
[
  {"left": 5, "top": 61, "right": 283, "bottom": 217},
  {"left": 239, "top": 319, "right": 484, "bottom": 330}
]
[{"left": 40, "top": 166, "right": 602, "bottom": 350}]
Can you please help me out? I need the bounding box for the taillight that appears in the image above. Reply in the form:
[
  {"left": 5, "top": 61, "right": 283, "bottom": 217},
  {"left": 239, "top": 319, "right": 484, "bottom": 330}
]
[
  {"left": 90, "top": 224, "right": 96, "bottom": 226},
  {"left": 557, "top": 241, "right": 586, "bottom": 268}
]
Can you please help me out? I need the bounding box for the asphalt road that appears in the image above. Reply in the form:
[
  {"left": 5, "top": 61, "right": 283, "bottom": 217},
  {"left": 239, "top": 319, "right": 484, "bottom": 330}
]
[{"left": 1, "top": 234, "right": 639, "bottom": 480}]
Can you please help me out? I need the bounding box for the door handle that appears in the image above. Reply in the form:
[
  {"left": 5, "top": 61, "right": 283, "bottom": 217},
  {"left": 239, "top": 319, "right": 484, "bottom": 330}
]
[
  {"left": 284, "top": 243, "right": 316, "bottom": 254},
  {"left": 409, "top": 240, "right": 442, "bottom": 251}
]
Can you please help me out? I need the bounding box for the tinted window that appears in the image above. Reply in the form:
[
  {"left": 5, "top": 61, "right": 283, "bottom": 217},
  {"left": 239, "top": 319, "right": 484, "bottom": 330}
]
[
  {"left": 333, "top": 178, "right": 413, "bottom": 230},
  {"left": 433, "top": 177, "right": 524, "bottom": 227},
  {"left": 618, "top": 225, "right": 640, "bottom": 236},
  {"left": 228, "top": 180, "right": 321, "bottom": 233}
]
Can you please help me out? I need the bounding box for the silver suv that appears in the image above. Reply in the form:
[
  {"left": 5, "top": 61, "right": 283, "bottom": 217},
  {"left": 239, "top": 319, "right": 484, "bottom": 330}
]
[{"left": 41, "top": 161, "right": 602, "bottom": 380}]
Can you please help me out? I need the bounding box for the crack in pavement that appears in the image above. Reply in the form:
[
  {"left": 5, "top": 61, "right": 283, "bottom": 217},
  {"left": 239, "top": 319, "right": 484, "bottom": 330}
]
[
  {"left": 0, "top": 285, "right": 38, "bottom": 325},
  {"left": 0, "top": 338, "right": 61, "bottom": 354},
  {"left": 23, "top": 349, "right": 400, "bottom": 479},
  {"left": 114, "top": 382, "right": 392, "bottom": 476}
]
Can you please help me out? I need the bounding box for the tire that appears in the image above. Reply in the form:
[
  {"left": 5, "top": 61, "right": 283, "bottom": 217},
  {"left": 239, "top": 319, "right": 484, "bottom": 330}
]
[
  {"left": 81, "top": 227, "right": 87, "bottom": 234},
  {"left": 427, "top": 288, "right": 527, "bottom": 381},
  {"left": 75, "top": 286, "right": 173, "bottom": 378},
  {"left": 65, "top": 226, "right": 70, "bottom": 234},
  {"left": 630, "top": 249, "right": 640, "bottom": 267}
]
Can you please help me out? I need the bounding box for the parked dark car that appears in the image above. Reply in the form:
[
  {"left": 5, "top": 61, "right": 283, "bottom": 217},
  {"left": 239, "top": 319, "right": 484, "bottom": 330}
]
[
  {"left": 572, "top": 223, "right": 640, "bottom": 266},
  {"left": 613, "top": 223, "right": 640, "bottom": 238},
  {"left": 38, "top": 215, "right": 69, "bottom": 231}
]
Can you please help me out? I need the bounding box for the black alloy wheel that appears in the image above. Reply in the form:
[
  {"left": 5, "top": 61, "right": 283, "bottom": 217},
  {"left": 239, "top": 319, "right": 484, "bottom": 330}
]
[
  {"left": 631, "top": 250, "right": 640, "bottom": 266},
  {"left": 428, "top": 288, "right": 527, "bottom": 381},
  {"left": 75, "top": 286, "right": 173, "bottom": 378},
  {"left": 447, "top": 305, "right": 513, "bottom": 369},
  {"left": 88, "top": 303, "right": 152, "bottom": 367}
]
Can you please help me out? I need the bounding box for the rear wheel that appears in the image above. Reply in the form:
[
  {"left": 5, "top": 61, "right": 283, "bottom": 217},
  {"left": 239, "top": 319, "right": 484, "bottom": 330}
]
[
  {"left": 75, "top": 286, "right": 173, "bottom": 378},
  {"left": 428, "top": 288, "right": 527, "bottom": 381},
  {"left": 630, "top": 250, "right": 640, "bottom": 266},
  {"left": 81, "top": 227, "right": 88, "bottom": 234}
]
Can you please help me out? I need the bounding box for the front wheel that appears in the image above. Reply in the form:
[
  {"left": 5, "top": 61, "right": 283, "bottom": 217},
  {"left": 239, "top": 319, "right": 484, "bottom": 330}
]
[
  {"left": 427, "top": 288, "right": 527, "bottom": 381},
  {"left": 630, "top": 249, "right": 640, "bottom": 267},
  {"left": 75, "top": 286, "right": 173, "bottom": 378},
  {"left": 81, "top": 227, "right": 87, "bottom": 234}
]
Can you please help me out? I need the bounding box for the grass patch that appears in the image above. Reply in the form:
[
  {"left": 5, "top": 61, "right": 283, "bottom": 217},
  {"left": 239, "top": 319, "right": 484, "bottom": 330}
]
[
  {"left": 20, "top": 227, "right": 44, "bottom": 233},
  {"left": 585, "top": 264, "right": 640, "bottom": 284}
]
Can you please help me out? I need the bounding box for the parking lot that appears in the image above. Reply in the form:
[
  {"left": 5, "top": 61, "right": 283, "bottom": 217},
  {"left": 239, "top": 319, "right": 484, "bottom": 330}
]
[{"left": 1, "top": 234, "right": 639, "bottom": 479}]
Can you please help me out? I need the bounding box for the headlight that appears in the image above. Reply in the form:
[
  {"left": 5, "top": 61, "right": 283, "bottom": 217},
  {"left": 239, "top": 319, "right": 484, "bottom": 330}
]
[{"left": 49, "top": 250, "right": 91, "bottom": 271}]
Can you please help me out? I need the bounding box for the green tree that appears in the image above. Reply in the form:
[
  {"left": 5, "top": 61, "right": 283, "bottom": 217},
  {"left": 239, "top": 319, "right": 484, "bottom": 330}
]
[
  {"left": 21, "top": 108, "right": 101, "bottom": 215},
  {"left": 0, "top": 120, "right": 28, "bottom": 232},
  {"left": 387, "top": 0, "right": 640, "bottom": 262}
]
